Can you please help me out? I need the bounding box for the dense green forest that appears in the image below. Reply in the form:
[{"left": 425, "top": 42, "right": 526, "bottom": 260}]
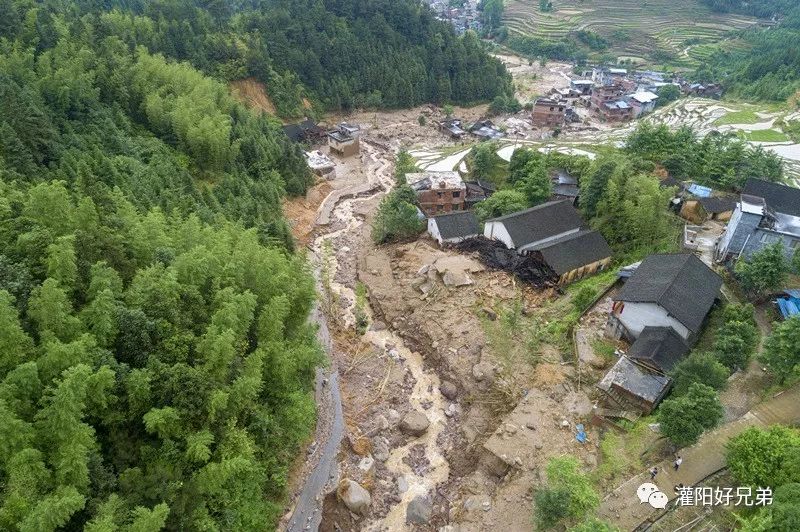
[
  {"left": 697, "top": 5, "right": 800, "bottom": 101},
  {"left": 0, "top": 1, "right": 356, "bottom": 530},
  {"left": 33, "top": 0, "right": 513, "bottom": 116}
]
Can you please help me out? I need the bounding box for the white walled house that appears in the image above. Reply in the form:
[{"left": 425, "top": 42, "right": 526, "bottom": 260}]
[
  {"left": 483, "top": 200, "right": 612, "bottom": 284},
  {"left": 610, "top": 301, "right": 690, "bottom": 340},
  {"left": 427, "top": 211, "right": 480, "bottom": 245},
  {"left": 608, "top": 254, "right": 722, "bottom": 344},
  {"left": 483, "top": 200, "right": 583, "bottom": 253}
]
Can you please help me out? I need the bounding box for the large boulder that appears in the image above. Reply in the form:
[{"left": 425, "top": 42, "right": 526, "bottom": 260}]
[
  {"left": 406, "top": 493, "right": 433, "bottom": 524},
  {"left": 337, "top": 479, "right": 371, "bottom": 516},
  {"left": 399, "top": 411, "right": 430, "bottom": 436}
]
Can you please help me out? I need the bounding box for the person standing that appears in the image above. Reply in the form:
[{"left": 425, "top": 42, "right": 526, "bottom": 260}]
[
  {"left": 674, "top": 456, "right": 683, "bottom": 471},
  {"left": 650, "top": 466, "right": 658, "bottom": 480}
]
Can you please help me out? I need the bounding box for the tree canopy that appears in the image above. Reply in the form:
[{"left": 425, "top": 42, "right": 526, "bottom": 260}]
[{"left": 657, "top": 382, "right": 724, "bottom": 447}]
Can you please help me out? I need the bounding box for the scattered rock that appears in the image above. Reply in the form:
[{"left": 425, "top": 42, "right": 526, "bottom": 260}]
[
  {"left": 349, "top": 435, "right": 372, "bottom": 456},
  {"left": 482, "top": 501, "right": 491, "bottom": 512},
  {"left": 472, "top": 361, "right": 494, "bottom": 383},
  {"left": 439, "top": 380, "right": 458, "bottom": 400},
  {"left": 406, "top": 494, "right": 433, "bottom": 524},
  {"left": 442, "top": 270, "right": 473, "bottom": 287},
  {"left": 525, "top": 422, "right": 537, "bottom": 430},
  {"left": 445, "top": 403, "right": 457, "bottom": 417},
  {"left": 387, "top": 409, "right": 401, "bottom": 426},
  {"left": 371, "top": 321, "right": 387, "bottom": 331},
  {"left": 399, "top": 411, "right": 430, "bottom": 436},
  {"left": 372, "top": 437, "right": 389, "bottom": 462},
  {"left": 336, "top": 479, "right": 371, "bottom": 516},
  {"left": 358, "top": 456, "right": 375, "bottom": 474},
  {"left": 397, "top": 476, "right": 408, "bottom": 493},
  {"left": 482, "top": 307, "right": 498, "bottom": 321},
  {"left": 376, "top": 415, "right": 389, "bottom": 432}
]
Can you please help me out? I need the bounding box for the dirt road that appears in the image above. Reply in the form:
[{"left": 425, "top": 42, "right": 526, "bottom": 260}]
[
  {"left": 287, "top": 370, "right": 344, "bottom": 532},
  {"left": 597, "top": 384, "right": 800, "bottom": 530}
]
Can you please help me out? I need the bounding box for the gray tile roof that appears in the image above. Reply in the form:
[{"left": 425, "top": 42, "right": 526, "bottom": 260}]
[
  {"left": 431, "top": 211, "right": 480, "bottom": 240},
  {"left": 531, "top": 229, "right": 612, "bottom": 275},
  {"left": 615, "top": 254, "right": 722, "bottom": 334},
  {"left": 597, "top": 356, "right": 671, "bottom": 404},
  {"left": 628, "top": 326, "right": 690, "bottom": 373},
  {"left": 742, "top": 178, "right": 800, "bottom": 217},
  {"left": 487, "top": 200, "right": 584, "bottom": 249}
]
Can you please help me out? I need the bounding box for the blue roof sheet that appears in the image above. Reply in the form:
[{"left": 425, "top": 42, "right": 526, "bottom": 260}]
[{"left": 687, "top": 184, "right": 713, "bottom": 198}]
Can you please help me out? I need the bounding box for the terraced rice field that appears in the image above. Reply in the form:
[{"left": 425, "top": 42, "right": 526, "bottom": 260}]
[{"left": 504, "top": 0, "right": 760, "bottom": 66}]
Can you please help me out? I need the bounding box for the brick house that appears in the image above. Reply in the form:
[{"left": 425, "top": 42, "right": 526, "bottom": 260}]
[
  {"left": 531, "top": 98, "right": 566, "bottom": 127},
  {"left": 406, "top": 171, "right": 466, "bottom": 216}
]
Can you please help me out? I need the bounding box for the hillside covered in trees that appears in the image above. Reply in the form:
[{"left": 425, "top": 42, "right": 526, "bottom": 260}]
[
  {"left": 697, "top": 4, "right": 800, "bottom": 101},
  {"left": 33, "top": 0, "right": 513, "bottom": 116}
]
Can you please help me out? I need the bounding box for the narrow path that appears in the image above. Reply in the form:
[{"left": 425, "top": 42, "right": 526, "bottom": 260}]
[{"left": 597, "top": 384, "right": 800, "bottom": 530}]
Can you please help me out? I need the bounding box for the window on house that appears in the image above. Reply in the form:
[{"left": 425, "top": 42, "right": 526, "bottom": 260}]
[
  {"left": 549, "top": 106, "right": 554, "bottom": 111},
  {"left": 760, "top": 233, "right": 779, "bottom": 244},
  {"left": 437, "top": 192, "right": 443, "bottom": 198},
  {"left": 791, "top": 240, "right": 800, "bottom": 249},
  {"left": 436, "top": 204, "right": 443, "bottom": 212},
  {"left": 452, "top": 204, "right": 460, "bottom": 211},
  {"left": 452, "top": 191, "right": 460, "bottom": 198}
]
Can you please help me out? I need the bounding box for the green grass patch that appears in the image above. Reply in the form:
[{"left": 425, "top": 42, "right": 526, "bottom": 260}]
[
  {"left": 590, "top": 337, "right": 618, "bottom": 364},
  {"left": 693, "top": 303, "right": 726, "bottom": 352},
  {"left": 592, "top": 419, "right": 656, "bottom": 490},
  {"left": 714, "top": 109, "right": 762, "bottom": 125},
  {"left": 741, "top": 129, "right": 790, "bottom": 142}
]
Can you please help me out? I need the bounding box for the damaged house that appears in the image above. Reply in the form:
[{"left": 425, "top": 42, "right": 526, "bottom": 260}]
[
  {"left": 406, "top": 171, "right": 466, "bottom": 216},
  {"left": 716, "top": 178, "right": 800, "bottom": 262},
  {"left": 600, "top": 253, "right": 721, "bottom": 413},
  {"left": 483, "top": 200, "right": 612, "bottom": 284}
]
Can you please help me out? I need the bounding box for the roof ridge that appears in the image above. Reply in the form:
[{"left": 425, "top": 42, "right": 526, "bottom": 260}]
[{"left": 486, "top": 199, "right": 571, "bottom": 222}]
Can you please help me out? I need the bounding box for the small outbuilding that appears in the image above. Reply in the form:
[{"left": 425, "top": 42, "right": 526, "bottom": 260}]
[
  {"left": 427, "top": 211, "right": 481, "bottom": 245},
  {"left": 596, "top": 356, "right": 672, "bottom": 414}
]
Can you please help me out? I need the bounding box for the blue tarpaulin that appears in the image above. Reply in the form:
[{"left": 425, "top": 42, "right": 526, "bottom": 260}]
[
  {"left": 776, "top": 290, "right": 800, "bottom": 319},
  {"left": 575, "top": 423, "right": 587, "bottom": 444},
  {"left": 687, "top": 183, "right": 713, "bottom": 198}
]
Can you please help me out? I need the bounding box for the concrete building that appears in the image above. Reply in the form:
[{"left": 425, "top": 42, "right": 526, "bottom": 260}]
[
  {"left": 327, "top": 123, "right": 360, "bottom": 157},
  {"left": 406, "top": 171, "right": 466, "bottom": 216},
  {"left": 628, "top": 91, "right": 658, "bottom": 117},
  {"left": 717, "top": 178, "right": 800, "bottom": 262},
  {"left": 531, "top": 98, "right": 566, "bottom": 127},
  {"left": 591, "top": 84, "right": 633, "bottom": 121}
]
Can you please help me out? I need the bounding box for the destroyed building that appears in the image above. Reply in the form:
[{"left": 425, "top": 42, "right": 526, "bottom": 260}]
[
  {"left": 438, "top": 118, "right": 466, "bottom": 139},
  {"left": 464, "top": 180, "right": 495, "bottom": 208},
  {"left": 283, "top": 118, "right": 326, "bottom": 143},
  {"left": 304, "top": 150, "right": 336, "bottom": 178},
  {"left": 483, "top": 200, "right": 611, "bottom": 285},
  {"left": 596, "top": 356, "right": 672, "bottom": 414},
  {"left": 469, "top": 120, "right": 503, "bottom": 140},
  {"left": 406, "top": 171, "right": 466, "bottom": 216}
]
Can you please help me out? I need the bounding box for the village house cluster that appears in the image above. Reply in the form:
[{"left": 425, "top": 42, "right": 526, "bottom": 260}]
[
  {"left": 532, "top": 66, "right": 673, "bottom": 127},
  {"left": 426, "top": 0, "right": 482, "bottom": 34}
]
